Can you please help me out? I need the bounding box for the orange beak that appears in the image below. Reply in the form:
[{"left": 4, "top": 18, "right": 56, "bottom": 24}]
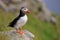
[{"left": 27, "top": 10, "right": 30, "bottom": 14}]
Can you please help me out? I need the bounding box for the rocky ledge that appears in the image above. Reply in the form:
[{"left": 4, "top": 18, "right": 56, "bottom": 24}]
[{"left": 0, "top": 30, "right": 35, "bottom": 40}]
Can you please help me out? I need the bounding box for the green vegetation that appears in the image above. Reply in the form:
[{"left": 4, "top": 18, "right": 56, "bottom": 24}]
[
  {"left": 0, "top": 9, "right": 60, "bottom": 40},
  {"left": 0, "top": 33, "right": 9, "bottom": 40}
]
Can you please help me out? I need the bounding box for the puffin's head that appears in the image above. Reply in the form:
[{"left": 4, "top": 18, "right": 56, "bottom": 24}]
[{"left": 20, "top": 7, "right": 30, "bottom": 14}]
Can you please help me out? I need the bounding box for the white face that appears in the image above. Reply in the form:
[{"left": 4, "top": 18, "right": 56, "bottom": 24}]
[{"left": 21, "top": 8, "right": 29, "bottom": 13}]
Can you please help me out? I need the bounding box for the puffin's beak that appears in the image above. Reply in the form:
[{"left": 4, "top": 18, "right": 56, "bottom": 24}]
[{"left": 27, "top": 10, "right": 30, "bottom": 14}]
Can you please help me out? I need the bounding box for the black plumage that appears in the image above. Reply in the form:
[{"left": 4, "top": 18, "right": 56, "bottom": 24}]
[
  {"left": 9, "top": 15, "right": 21, "bottom": 27},
  {"left": 9, "top": 8, "right": 25, "bottom": 27}
]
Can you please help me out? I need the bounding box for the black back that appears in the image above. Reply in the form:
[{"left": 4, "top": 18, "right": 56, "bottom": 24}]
[
  {"left": 8, "top": 15, "right": 21, "bottom": 27},
  {"left": 9, "top": 8, "right": 26, "bottom": 27}
]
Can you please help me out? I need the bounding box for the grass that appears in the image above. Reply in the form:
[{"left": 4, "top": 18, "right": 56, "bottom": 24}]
[
  {"left": 0, "top": 9, "right": 60, "bottom": 40},
  {"left": 0, "top": 33, "right": 9, "bottom": 40}
]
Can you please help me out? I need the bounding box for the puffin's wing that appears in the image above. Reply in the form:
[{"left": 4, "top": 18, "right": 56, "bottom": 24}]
[{"left": 8, "top": 17, "right": 19, "bottom": 27}]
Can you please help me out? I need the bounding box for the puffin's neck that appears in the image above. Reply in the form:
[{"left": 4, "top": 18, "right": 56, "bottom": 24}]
[{"left": 19, "top": 10, "right": 26, "bottom": 17}]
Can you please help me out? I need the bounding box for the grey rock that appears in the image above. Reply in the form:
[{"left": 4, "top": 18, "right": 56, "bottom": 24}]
[
  {"left": 0, "top": 30, "right": 35, "bottom": 40},
  {"left": 50, "top": 16, "right": 57, "bottom": 25},
  {"left": 0, "top": 0, "right": 9, "bottom": 12},
  {"left": 12, "top": 0, "right": 22, "bottom": 3}
]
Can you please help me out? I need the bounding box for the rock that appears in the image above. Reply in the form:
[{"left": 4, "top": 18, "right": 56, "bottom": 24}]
[
  {"left": 0, "top": 30, "right": 35, "bottom": 40},
  {"left": 8, "top": 4, "right": 17, "bottom": 12},
  {"left": 50, "top": 16, "right": 57, "bottom": 25},
  {"left": 36, "top": 12, "right": 50, "bottom": 22},
  {"left": 37, "top": 13, "right": 45, "bottom": 21},
  {"left": 24, "top": 30, "right": 35, "bottom": 38},
  {"left": 12, "top": 0, "right": 22, "bottom": 3},
  {"left": 0, "top": 0, "right": 9, "bottom": 12}
]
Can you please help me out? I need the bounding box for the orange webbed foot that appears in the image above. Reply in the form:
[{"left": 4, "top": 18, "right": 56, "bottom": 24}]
[{"left": 16, "top": 30, "right": 25, "bottom": 35}]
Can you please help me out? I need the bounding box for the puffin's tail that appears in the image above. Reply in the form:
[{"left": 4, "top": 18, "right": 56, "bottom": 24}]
[{"left": 8, "top": 21, "right": 15, "bottom": 27}]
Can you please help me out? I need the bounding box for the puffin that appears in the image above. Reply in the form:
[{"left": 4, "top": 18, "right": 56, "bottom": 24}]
[{"left": 9, "top": 7, "right": 30, "bottom": 35}]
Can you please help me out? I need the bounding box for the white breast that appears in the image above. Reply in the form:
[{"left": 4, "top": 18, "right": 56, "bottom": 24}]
[{"left": 14, "top": 15, "right": 28, "bottom": 29}]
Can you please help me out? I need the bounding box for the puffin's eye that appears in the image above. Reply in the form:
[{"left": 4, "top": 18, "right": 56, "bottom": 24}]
[
  {"left": 24, "top": 8, "right": 26, "bottom": 10},
  {"left": 23, "top": 8, "right": 28, "bottom": 11}
]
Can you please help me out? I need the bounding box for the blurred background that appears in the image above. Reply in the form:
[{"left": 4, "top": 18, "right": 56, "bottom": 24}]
[{"left": 0, "top": 0, "right": 60, "bottom": 40}]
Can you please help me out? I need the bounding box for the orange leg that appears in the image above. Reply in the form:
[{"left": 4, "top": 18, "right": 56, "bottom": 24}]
[{"left": 16, "top": 27, "right": 25, "bottom": 35}]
